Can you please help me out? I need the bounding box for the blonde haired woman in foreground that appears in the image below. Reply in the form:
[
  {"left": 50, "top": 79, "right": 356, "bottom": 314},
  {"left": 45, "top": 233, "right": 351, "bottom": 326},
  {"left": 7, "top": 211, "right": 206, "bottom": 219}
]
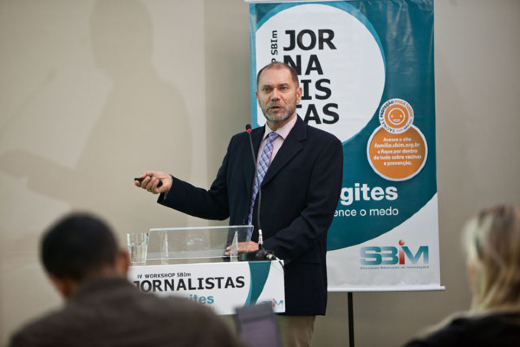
[{"left": 404, "top": 204, "right": 520, "bottom": 347}]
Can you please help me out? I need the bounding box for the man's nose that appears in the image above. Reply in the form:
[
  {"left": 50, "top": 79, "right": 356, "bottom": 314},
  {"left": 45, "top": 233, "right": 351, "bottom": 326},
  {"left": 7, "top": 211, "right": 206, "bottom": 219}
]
[{"left": 270, "top": 89, "right": 280, "bottom": 99}]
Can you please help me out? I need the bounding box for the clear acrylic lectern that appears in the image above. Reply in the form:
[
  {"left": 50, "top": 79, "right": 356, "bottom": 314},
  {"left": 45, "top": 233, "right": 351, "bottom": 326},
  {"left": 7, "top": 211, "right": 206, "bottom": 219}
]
[{"left": 145, "top": 225, "right": 254, "bottom": 264}]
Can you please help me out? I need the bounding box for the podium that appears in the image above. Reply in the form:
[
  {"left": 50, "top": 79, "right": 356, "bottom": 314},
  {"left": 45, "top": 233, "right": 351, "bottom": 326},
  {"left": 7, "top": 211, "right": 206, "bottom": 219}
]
[{"left": 127, "top": 226, "right": 285, "bottom": 315}]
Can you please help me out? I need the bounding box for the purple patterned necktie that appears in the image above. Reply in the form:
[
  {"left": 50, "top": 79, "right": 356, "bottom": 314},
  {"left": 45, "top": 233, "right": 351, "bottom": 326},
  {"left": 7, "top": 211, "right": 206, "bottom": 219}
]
[{"left": 247, "top": 131, "right": 279, "bottom": 238}]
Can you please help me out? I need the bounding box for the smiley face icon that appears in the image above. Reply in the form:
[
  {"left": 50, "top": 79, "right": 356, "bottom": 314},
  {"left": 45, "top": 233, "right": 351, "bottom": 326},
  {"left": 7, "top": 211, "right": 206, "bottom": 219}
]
[
  {"left": 388, "top": 108, "right": 406, "bottom": 126},
  {"left": 379, "top": 99, "right": 414, "bottom": 134}
]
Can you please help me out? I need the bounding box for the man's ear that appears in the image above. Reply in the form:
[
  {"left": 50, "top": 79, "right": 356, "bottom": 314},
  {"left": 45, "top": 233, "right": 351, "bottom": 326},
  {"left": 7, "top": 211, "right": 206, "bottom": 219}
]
[
  {"left": 49, "top": 275, "right": 78, "bottom": 299},
  {"left": 116, "top": 250, "right": 130, "bottom": 277},
  {"left": 296, "top": 86, "right": 302, "bottom": 104}
]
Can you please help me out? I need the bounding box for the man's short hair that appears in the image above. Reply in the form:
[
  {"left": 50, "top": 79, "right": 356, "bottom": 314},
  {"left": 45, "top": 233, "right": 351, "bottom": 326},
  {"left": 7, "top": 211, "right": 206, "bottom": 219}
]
[
  {"left": 41, "top": 213, "right": 119, "bottom": 280},
  {"left": 256, "top": 61, "right": 299, "bottom": 87}
]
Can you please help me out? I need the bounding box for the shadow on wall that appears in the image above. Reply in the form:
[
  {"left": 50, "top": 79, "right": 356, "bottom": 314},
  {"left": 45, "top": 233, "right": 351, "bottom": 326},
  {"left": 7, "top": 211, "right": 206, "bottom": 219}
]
[{"left": 0, "top": 0, "right": 192, "bottom": 234}]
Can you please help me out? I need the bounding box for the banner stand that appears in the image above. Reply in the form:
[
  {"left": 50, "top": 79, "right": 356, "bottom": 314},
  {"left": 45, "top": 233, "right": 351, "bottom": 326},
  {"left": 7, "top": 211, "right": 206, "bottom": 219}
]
[
  {"left": 348, "top": 292, "right": 355, "bottom": 347},
  {"left": 247, "top": 2, "right": 441, "bottom": 343}
]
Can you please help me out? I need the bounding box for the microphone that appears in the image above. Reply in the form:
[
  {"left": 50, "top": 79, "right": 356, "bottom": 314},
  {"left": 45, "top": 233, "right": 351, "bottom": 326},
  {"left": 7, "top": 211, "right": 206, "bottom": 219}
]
[
  {"left": 245, "top": 124, "right": 264, "bottom": 250},
  {"left": 240, "top": 124, "right": 277, "bottom": 261}
]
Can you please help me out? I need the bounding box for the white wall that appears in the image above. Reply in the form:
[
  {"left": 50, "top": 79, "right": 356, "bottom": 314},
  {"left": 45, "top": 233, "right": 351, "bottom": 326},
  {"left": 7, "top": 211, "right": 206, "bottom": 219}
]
[{"left": 1, "top": 1, "right": 519, "bottom": 346}]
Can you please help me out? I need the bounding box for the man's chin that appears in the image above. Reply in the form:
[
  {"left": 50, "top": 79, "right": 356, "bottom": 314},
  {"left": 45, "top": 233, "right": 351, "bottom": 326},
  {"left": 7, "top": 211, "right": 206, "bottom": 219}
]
[
  {"left": 266, "top": 112, "right": 288, "bottom": 122},
  {"left": 267, "top": 117, "right": 287, "bottom": 124}
]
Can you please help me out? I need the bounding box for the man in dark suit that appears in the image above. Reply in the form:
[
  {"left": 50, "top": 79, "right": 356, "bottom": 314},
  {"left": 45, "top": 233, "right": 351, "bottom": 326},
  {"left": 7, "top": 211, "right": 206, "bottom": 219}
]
[
  {"left": 136, "top": 62, "right": 343, "bottom": 347},
  {"left": 9, "top": 213, "right": 244, "bottom": 347}
]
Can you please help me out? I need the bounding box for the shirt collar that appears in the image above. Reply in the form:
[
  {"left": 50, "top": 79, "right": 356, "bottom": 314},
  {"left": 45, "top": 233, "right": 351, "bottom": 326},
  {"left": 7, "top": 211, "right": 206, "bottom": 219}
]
[{"left": 264, "top": 114, "right": 298, "bottom": 140}]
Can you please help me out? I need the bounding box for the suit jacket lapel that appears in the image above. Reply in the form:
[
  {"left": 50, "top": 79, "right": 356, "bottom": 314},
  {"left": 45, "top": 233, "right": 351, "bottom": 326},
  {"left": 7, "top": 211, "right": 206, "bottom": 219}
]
[{"left": 262, "top": 116, "right": 306, "bottom": 187}]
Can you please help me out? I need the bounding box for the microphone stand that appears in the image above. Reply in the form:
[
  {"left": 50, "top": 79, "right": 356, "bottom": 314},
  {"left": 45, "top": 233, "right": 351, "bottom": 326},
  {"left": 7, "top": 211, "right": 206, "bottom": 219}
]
[{"left": 239, "top": 124, "right": 277, "bottom": 261}]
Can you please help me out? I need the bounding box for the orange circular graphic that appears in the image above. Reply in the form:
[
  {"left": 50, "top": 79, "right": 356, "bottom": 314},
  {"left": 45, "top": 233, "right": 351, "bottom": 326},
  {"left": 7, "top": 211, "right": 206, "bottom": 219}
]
[
  {"left": 379, "top": 99, "right": 413, "bottom": 134},
  {"left": 367, "top": 126, "right": 427, "bottom": 181}
]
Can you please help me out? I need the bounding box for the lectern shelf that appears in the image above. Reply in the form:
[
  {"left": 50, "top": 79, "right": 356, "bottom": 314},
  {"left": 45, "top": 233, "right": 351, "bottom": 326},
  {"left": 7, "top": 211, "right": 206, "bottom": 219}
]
[{"left": 146, "top": 225, "right": 254, "bottom": 264}]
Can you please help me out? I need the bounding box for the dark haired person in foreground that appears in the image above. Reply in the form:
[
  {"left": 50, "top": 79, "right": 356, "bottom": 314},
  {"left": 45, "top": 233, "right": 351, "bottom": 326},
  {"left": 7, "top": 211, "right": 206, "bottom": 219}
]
[
  {"left": 404, "top": 204, "right": 520, "bottom": 346},
  {"left": 9, "top": 213, "right": 244, "bottom": 347}
]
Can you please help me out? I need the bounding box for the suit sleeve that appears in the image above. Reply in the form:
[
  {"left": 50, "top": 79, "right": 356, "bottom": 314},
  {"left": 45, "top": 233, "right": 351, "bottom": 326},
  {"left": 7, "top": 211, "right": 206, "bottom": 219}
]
[
  {"left": 263, "top": 135, "right": 343, "bottom": 262},
  {"left": 157, "top": 139, "right": 233, "bottom": 221}
]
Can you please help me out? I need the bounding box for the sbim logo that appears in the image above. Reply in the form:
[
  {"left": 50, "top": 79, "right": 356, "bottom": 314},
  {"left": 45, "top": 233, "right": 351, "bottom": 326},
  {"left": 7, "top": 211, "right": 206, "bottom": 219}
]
[
  {"left": 360, "top": 240, "right": 429, "bottom": 266},
  {"left": 261, "top": 299, "right": 284, "bottom": 308},
  {"left": 272, "top": 299, "right": 284, "bottom": 308}
]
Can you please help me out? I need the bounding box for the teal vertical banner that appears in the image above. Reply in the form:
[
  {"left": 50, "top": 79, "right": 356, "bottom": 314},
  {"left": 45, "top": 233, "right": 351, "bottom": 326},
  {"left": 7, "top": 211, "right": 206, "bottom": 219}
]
[{"left": 248, "top": 0, "right": 442, "bottom": 291}]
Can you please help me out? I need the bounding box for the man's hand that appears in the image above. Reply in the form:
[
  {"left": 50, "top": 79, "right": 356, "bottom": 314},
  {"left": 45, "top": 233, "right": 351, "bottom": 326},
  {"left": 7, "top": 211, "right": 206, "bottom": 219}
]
[
  {"left": 135, "top": 171, "right": 172, "bottom": 194},
  {"left": 225, "top": 241, "right": 259, "bottom": 256}
]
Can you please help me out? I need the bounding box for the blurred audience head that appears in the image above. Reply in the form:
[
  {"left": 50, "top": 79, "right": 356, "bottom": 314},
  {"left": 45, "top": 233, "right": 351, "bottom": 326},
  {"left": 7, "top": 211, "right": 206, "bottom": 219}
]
[
  {"left": 41, "top": 212, "right": 129, "bottom": 297},
  {"left": 463, "top": 204, "right": 520, "bottom": 311}
]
